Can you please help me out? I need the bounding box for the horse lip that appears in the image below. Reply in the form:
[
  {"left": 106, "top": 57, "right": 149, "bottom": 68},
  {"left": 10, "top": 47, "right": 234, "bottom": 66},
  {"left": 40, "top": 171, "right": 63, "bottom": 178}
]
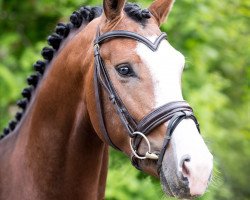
[
  {"left": 159, "top": 170, "right": 175, "bottom": 197},
  {"left": 159, "top": 168, "right": 195, "bottom": 199}
]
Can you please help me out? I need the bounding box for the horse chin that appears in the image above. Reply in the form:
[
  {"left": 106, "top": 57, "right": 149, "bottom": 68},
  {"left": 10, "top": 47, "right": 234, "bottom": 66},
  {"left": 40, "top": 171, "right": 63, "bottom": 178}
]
[
  {"left": 159, "top": 148, "right": 193, "bottom": 199},
  {"left": 159, "top": 168, "right": 191, "bottom": 199}
]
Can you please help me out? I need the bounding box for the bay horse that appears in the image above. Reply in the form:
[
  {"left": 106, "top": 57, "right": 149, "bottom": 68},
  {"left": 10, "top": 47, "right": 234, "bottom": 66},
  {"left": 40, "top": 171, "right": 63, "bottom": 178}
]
[{"left": 0, "top": 0, "right": 213, "bottom": 199}]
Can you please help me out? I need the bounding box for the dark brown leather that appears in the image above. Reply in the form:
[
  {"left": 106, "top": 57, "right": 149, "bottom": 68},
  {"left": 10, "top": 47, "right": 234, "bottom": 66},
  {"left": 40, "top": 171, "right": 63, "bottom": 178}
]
[
  {"left": 133, "top": 101, "right": 196, "bottom": 150},
  {"left": 94, "top": 30, "right": 167, "bottom": 51},
  {"left": 94, "top": 62, "right": 121, "bottom": 150}
]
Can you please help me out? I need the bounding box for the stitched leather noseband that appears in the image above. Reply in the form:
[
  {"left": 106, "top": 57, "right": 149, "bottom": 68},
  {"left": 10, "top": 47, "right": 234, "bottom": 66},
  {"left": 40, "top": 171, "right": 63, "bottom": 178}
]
[{"left": 93, "top": 29, "right": 200, "bottom": 173}]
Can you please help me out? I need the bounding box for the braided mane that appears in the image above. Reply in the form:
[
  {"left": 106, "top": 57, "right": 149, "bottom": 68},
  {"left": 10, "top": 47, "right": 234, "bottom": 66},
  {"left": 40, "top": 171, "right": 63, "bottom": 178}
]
[{"left": 0, "top": 3, "right": 151, "bottom": 139}]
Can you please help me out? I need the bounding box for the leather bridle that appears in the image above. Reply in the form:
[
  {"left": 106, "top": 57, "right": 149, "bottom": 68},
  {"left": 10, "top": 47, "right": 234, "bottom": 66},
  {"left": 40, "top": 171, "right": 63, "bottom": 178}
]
[{"left": 93, "top": 28, "right": 200, "bottom": 173}]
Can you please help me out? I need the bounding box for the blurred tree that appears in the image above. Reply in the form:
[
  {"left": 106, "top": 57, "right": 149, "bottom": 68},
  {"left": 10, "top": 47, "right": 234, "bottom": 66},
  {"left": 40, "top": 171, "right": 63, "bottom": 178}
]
[{"left": 0, "top": 0, "right": 249, "bottom": 199}]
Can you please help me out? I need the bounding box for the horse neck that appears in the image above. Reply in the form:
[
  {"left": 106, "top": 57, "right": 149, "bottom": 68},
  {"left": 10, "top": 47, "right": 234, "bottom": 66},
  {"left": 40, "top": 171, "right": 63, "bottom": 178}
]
[{"left": 0, "top": 25, "right": 108, "bottom": 200}]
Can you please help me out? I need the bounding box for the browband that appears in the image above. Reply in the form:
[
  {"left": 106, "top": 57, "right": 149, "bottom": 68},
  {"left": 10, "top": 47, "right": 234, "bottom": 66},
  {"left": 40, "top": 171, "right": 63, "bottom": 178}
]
[{"left": 94, "top": 30, "right": 167, "bottom": 51}]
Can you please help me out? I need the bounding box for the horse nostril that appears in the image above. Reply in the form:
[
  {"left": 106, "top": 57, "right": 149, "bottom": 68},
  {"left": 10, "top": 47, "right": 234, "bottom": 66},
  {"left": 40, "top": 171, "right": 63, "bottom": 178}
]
[
  {"left": 182, "top": 162, "right": 190, "bottom": 177},
  {"left": 180, "top": 154, "right": 191, "bottom": 177}
]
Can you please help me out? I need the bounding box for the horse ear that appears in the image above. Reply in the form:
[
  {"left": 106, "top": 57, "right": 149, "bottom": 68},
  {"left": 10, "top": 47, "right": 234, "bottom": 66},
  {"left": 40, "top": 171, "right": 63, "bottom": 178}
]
[
  {"left": 149, "top": 0, "right": 175, "bottom": 26},
  {"left": 103, "top": 0, "right": 126, "bottom": 21}
]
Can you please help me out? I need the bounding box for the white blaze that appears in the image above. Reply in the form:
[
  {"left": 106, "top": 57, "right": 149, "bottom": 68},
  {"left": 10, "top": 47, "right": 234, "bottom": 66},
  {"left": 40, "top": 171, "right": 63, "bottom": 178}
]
[
  {"left": 136, "top": 36, "right": 185, "bottom": 107},
  {"left": 173, "top": 120, "right": 213, "bottom": 196},
  {"left": 136, "top": 36, "right": 213, "bottom": 196}
]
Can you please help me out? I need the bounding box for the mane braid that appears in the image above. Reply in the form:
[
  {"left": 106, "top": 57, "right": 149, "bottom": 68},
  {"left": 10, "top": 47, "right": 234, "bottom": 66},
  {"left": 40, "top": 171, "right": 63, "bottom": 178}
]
[
  {"left": 0, "top": 3, "right": 150, "bottom": 140},
  {"left": 0, "top": 6, "right": 102, "bottom": 140},
  {"left": 124, "top": 3, "right": 151, "bottom": 25}
]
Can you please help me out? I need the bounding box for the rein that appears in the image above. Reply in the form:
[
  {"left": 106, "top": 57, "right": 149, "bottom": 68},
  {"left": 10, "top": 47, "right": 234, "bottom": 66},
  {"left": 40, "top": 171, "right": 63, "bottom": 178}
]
[{"left": 93, "top": 29, "right": 200, "bottom": 173}]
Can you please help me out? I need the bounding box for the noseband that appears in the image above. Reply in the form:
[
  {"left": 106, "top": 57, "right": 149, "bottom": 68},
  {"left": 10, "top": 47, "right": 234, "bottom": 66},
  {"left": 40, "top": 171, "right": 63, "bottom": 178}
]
[{"left": 93, "top": 28, "right": 200, "bottom": 173}]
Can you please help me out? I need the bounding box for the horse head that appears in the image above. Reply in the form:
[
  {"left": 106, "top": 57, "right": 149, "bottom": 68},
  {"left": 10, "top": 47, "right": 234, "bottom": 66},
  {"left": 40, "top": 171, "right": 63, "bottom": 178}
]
[{"left": 85, "top": 0, "right": 213, "bottom": 198}]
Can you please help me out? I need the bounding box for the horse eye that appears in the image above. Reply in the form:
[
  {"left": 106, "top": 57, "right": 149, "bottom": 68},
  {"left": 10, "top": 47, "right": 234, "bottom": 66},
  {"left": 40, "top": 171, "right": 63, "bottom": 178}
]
[{"left": 115, "top": 64, "right": 135, "bottom": 77}]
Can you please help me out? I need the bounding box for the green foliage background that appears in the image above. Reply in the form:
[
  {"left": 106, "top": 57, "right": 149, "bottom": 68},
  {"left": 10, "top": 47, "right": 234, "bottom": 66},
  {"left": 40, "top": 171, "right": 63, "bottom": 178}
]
[{"left": 0, "top": 0, "right": 249, "bottom": 199}]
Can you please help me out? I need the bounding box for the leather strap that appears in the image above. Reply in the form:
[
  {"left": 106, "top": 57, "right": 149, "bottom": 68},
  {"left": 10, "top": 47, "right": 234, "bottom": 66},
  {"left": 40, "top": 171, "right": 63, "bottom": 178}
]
[
  {"left": 94, "top": 43, "right": 137, "bottom": 137},
  {"left": 94, "top": 62, "right": 121, "bottom": 150},
  {"left": 132, "top": 110, "right": 200, "bottom": 172},
  {"left": 137, "top": 101, "right": 192, "bottom": 134},
  {"left": 156, "top": 111, "right": 199, "bottom": 173},
  {"left": 95, "top": 30, "right": 167, "bottom": 52},
  {"left": 132, "top": 101, "right": 195, "bottom": 150}
]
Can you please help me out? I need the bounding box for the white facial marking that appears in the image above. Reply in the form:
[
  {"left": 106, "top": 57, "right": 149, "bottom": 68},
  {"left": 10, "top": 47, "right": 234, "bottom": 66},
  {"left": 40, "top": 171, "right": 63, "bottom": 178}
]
[
  {"left": 136, "top": 35, "right": 185, "bottom": 107},
  {"left": 136, "top": 35, "right": 213, "bottom": 196},
  {"left": 172, "top": 120, "right": 213, "bottom": 196}
]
